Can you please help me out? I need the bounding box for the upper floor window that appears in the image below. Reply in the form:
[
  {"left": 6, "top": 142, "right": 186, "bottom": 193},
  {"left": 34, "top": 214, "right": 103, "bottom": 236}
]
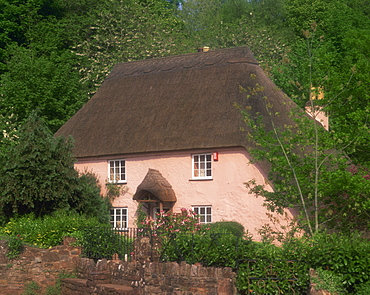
[
  {"left": 110, "top": 207, "right": 128, "bottom": 228},
  {"left": 192, "top": 206, "right": 212, "bottom": 224},
  {"left": 108, "top": 159, "right": 126, "bottom": 183},
  {"left": 192, "top": 153, "right": 212, "bottom": 179}
]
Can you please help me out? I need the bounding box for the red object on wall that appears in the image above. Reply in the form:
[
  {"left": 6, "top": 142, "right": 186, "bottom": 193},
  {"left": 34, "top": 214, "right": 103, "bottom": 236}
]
[{"left": 213, "top": 152, "right": 218, "bottom": 161}]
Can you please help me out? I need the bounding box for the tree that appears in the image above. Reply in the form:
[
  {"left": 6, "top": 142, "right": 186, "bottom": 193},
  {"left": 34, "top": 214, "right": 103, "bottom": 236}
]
[
  {"left": 0, "top": 111, "right": 110, "bottom": 223},
  {"left": 0, "top": 45, "right": 87, "bottom": 133},
  {"left": 0, "top": 111, "right": 78, "bottom": 218},
  {"left": 273, "top": 0, "right": 370, "bottom": 166},
  {"left": 73, "top": 0, "right": 192, "bottom": 95},
  {"left": 0, "top": 0, "right": 94, "bottom": 133},
  {"left": 241, "top": 25, "right": 370, "bottom": 235},
  {"left": 242, "top": 89, "right": 370, "bottom": 235}
]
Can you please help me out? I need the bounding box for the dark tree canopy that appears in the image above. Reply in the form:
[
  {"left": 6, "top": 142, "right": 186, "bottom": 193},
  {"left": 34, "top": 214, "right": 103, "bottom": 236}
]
[{"left": 0, "top": 111, "right": 109, "bottom": 224}]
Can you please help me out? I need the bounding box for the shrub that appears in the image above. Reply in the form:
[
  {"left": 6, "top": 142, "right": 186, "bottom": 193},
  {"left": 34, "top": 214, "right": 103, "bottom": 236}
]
[
  {"left": 237, "top": 258, "right": 309, "bottom": 294},
  {"left": 311, "top": 268, "right": 347, "bottom": 295},
  {"left": 356, "top": 280, "right": 370, "bottom": 295},
  {"left": 205, "top": 221, "right": 245, "bottom": 237},
  {"left": 6, "top": 235, "right": 23, "bottom": 259},
  {"left": 0, "top": 112, "right": 79, "bottom": 220},
  {"left": 73, "top": 172, "right": 111, "bottom": 223},
  {"left": 0, "top": 210, "right": 104, "bottom": 248},
  {"left": 304, "top": 232, "right": 370, "bottom": 292},
  {"left": 160, "top": 231, "right": 252, "bottom": 268},
  {"left": 0, "top": 113, "right": 110, "bottom": 224},
  {"left": 78, "top": 227, "right": 134, "bottom": 260},
  {"left": 145, "top": 208, "right": 202, "bottom": 234},
  {"left": 234, "top": 238, "right": 309, "bottom": 294},
  {"left": 280, "top": 232, "right": 370, "bottom": 293}
]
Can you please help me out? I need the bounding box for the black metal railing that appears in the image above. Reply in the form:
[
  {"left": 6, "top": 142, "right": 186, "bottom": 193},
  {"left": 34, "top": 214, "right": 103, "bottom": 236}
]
[
  {"left": 237, "top": 258, "right": 309, "bottom": 294},
  {"left": 80, "top": 227, "right": 152, "bottom": 261}
]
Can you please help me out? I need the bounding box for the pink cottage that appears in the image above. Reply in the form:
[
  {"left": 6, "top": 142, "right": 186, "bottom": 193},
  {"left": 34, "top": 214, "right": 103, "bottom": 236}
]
[{"left": 55, "top": 47, "right": 297, "bottom": 238}]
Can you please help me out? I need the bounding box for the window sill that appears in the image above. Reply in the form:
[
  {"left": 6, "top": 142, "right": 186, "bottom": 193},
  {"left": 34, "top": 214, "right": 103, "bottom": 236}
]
[
  {"left": 189, "top": 178, "right": 213, "bottom": 181},
  {"left": 107, "top": 181, "right": 127, "bottom": 185}
]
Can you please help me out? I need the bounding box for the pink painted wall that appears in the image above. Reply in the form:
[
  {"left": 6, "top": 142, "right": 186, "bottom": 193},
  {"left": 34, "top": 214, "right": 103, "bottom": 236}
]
[{"left": 75, "top": 147, "right": 292, "bottom": 239}]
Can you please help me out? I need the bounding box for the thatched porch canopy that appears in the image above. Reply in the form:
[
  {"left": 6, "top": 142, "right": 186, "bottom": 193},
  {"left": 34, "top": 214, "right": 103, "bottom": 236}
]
[{"left": 133, "top": 169, "right": 176, "bottom": 203}]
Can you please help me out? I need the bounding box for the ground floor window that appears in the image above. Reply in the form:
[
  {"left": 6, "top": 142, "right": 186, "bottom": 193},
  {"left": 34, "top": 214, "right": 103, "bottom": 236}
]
[
  {"left": 110, "top": 207, "right": 128, "bottom": 228},
  {"left": 192, "top": 206, "right": 212, "bottom": 224}
]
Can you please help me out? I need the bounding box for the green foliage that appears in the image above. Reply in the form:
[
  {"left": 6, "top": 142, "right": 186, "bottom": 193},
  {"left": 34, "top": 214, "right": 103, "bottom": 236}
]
[
  {"left": 275, "top": 0, "right": 370, "bottom": 166},
  {"left": 0, "top": 112, "right": 110, "bottom": 223},
  {"left": 160, "top": 231, "right": 252, "bottom": 268},
  {"left": 0, "top": 45, "right": 87, "bottom": 133},
  {"left": 0, "top": 112, "right": 78, "bottom": 219},
  {"left": 282, "top": 232, "right": 370, "bottom": 293},
  {"left": 356, "top": 280, "right": 370, "bottom": 295},
  {"left": 144, "top": 208, "right": 202, "bottom": 234},
  {"left": 73, "top": 0, "right": 191, "bottom": 94},
  {"left": 179, "top": 0, "right": 292, "bottom": 72},
  {"left": 311, "top": 268, "right": 347, "bottom": 295},
  {"left": 6, "top": 234, "right": 23, "bottom": 259},
  {"left": 241, "top": 57, "right": 370, "bottom": 233},
  {"left": 78, "top": 227, "right": 134, "bottom": 260},
  {"left": 205, "top": 221, "right": 245, "bottom": 237},
  {"left": 159, "top": 229, "right": 309, "bottom": 292},
  {"left": 0, "top": 210, "right": 103, "bottom": 248},
  {"left": 135, "top": 203, "right": 148, "bottom": 228},
  {"left": 44, "top": 272, "right": 77, "bottom": 295},
  {"left": 74, "top": 172, "right": 110, "bottom": 224},
  {"left": 21, "top": 280, "right": 40, "bottom": 295},
  {"left": 237, "top": 257, "right": 308, "bottom": 294}
]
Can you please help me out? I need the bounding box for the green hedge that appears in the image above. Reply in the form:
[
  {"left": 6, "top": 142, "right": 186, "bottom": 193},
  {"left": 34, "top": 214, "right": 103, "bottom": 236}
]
[
  {"left": 0, "top": 210, "right": 104, "bottom": 248},
  {"left": 205, "top": 221, "right": 246, "bottom": 237}
]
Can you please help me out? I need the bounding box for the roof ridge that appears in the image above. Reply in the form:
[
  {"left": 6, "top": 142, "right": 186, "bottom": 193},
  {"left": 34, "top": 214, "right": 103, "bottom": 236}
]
[{"left": 106, "top": 46, "right": 259, "bottom": 80}]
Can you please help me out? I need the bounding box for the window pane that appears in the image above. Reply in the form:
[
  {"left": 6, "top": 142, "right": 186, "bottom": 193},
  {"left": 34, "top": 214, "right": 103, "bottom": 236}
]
[
  {"left": 192, "top": 154, "right": 212, "bottom": 179},
  {"left": 109, "top": 159, "right": 125, "bottom": 182},
  {"left": 110, "top": 208, "right": 128, "bottom": 228}
]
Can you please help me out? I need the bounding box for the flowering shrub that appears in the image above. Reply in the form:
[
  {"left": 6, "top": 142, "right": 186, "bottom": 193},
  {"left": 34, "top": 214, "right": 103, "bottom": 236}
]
[{"left": 142, "top": 208, "right": 202, "bottom": 234}]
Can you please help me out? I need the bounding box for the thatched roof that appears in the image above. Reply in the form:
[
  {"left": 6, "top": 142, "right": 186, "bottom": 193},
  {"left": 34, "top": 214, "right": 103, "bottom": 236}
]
[
  {"left": 55, "top": 46, "right": 295, "bottom": 158},
  {"left": 133, "top": 169, "right": 176, "bottom": 202}
]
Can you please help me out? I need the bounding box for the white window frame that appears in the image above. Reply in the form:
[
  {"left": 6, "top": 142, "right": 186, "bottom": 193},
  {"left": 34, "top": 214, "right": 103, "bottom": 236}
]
[
  {"left": 110, "top": 207, "right": 128, "bottom": 229},
  {"left": 192, "top": 153, "right": 212, "bottom": 179},
  {"left": 108, "top": 159, "right": 126, "bottom": 183},
  {"left": 192, "top": 206, "right": 212, "bottom": 224}
]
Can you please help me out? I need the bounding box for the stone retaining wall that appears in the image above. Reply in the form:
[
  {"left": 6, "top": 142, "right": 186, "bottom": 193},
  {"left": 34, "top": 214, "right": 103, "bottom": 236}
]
[
  {"left": 0, "top": 237, "right": 81, "bottom": 294},
  {"left": 62, "top": 258, "right": 237, "bottom": 295}
]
